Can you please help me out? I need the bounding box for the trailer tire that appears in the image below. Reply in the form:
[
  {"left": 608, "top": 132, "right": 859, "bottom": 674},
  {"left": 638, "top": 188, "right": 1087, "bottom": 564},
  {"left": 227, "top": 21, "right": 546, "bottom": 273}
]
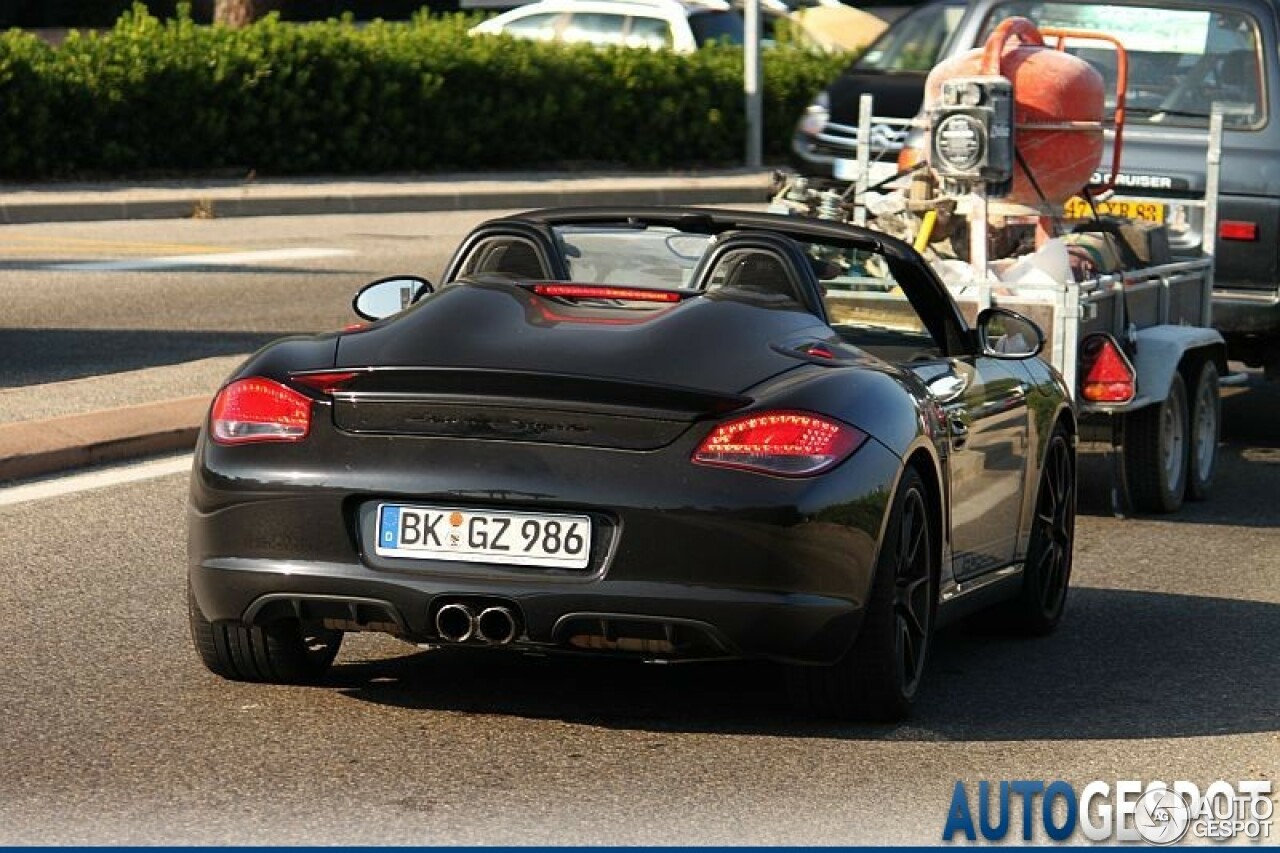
[
  {"left": 1125, "top": 372, "right": 1188, "bottom": 514},
  {"left": 1185, "top": 359, "right": 1220, "bottom": 501}
]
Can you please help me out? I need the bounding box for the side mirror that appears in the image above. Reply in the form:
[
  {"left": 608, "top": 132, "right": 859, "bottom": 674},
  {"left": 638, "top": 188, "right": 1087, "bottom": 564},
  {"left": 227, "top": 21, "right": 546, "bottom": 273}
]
[
  {"left": 976, "top": 306, "right": 1044, "bottom": 360},
  {"left": 353, "top": 276, "right": 434, "bottom": 321}
]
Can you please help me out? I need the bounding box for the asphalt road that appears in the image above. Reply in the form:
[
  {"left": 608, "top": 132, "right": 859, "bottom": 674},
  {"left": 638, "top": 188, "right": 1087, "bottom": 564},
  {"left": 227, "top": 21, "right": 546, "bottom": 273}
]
[
  {"left": 0, "top": 211, "right": 500, "bottom": 387},
  {"left": 1, "top": 210, "right": 1277, "bottom": 843},
  {"left": 0, "top": 380, "right": 1276, "bottom": 844}
]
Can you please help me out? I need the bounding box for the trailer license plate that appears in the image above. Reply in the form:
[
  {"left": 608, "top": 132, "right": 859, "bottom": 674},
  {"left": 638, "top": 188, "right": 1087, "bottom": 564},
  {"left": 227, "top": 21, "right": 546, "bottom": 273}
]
[
  {"left": 375, "top": 504, "right": 592, "bottom": 569},
  {"left": 1063, "top": 196, "right": 1165, "bottom": 224}
]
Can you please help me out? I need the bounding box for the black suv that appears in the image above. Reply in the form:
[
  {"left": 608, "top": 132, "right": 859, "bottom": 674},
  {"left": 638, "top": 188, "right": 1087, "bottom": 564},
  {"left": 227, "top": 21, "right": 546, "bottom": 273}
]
[{"left": 793, "top": 0, "right": 1280, "bottom": 377}]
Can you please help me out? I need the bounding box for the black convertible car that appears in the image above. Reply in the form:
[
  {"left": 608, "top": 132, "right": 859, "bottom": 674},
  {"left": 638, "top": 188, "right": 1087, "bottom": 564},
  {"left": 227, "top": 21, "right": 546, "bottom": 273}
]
[{"left": 188, "top": 207, "right": 1075, "bottom": 720}]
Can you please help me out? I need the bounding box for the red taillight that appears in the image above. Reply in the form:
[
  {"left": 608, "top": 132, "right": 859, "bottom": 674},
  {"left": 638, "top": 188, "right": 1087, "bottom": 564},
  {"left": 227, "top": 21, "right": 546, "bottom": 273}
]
[
  {"left": 532, "top": 284, "right": 681, "bottom": 303},
  {"left": 1219, "top": 220, "right": 1259, "bottom": 241},
  {"left": 210, "top": 378, "right": 312, "bottom": 445},
  {"left": 1079, "top": 335, "right": 1136, "bottom": 403},
  {"left": 692, "top": 410, "right": 866, "bottom": 477},
  {"left": 292, "top": 371, "right": 360, "bottom": 395}
]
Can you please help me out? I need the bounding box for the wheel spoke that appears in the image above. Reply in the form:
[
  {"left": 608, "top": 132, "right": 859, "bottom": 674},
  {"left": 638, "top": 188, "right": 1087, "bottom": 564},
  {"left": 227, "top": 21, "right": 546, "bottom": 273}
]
[
  {"left": 1045, "top": 452, "right": 1062, "bottom": 506},
  {"left": 899, "top": 500, "right": 918, "bottom": 566},
  {"left": 906, "top": 519, "right": 926, "bottom": 568},
  {"left": 1056, "top": 447, "right": 1071, "bottom": 502},
  {"left": 897, "top": 583, "right": 928, "bottom": 638},
  {"left": 898, "top": 618, "right": 918, "bottom": 684},
  {"left": 1041, "top": 557, "right": 1062, "bottom": 610}
]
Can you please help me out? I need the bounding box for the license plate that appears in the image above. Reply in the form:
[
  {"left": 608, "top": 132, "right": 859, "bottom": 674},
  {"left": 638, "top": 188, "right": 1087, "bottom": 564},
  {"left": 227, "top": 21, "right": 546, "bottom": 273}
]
[
  {"left": 1063, "top": 196, "right": 1165, "bottom": 224},
  {"left": 375, "top": 504, "right": 592, "bottom": 569}
]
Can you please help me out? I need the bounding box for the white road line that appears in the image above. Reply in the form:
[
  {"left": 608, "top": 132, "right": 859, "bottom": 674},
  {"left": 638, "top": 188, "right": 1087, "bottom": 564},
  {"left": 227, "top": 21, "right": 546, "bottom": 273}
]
[
  {"left": 49, "top": 247, "right": 354, "bottom": 272},
  {"left": 0, "top": 454, "right": 192, "bottom": 508}
]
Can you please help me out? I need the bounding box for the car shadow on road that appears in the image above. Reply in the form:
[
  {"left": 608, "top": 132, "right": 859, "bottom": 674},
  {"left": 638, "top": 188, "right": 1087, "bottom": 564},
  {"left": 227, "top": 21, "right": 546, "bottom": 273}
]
[{"left": 330, "top": 587, "right": 1279, "bottom": 741}]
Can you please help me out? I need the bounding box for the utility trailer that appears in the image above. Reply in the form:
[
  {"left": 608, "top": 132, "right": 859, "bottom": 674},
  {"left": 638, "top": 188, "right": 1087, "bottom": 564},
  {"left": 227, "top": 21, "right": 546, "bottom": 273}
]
[{"left": 771, "top": 94, "right": 1228, "bottom": 514}]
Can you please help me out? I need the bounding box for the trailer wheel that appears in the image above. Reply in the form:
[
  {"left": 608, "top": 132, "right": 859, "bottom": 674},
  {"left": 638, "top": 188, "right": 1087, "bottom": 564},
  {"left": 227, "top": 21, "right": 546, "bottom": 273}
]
[
  {"left": 1186, "top": 359, "right": 1220, "bottom": 501},
  {"left": 1125, "top": 372, "right": 1188, "bottom": 514}
]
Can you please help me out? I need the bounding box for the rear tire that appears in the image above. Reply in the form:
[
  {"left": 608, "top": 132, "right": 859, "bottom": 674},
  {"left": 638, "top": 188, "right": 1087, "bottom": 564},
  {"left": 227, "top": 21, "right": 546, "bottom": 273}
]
[
  {"left": 791, "top": 467, "right": 934, "bottom": 722},
  {"left": 1185, "top": 359, "right": 1220, "bottom": 502},
  {"left": 1005, "top": 424, "right": 1075, "bottom": 635},
  {"left": 188, "top": 586, "right": 342, "bottom": 684},
  {"left": 1124, "top": 371, "right": 1188, "bottom": 513}
]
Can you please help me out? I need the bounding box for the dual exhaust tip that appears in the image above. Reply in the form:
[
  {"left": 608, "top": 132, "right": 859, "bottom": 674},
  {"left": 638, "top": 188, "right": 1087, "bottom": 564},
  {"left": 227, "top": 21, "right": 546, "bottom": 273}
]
[{"left": 435, "top": 602, "right": 518, "bottom": 645}]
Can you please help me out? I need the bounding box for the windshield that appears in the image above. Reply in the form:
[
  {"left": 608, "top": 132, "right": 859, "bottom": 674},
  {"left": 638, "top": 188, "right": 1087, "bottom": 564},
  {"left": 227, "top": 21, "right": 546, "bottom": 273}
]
[
  {"left": 553, "top": 225, "right": 714, "bottom": 288},
  {"left": 984, "top": 2, "right": 1264, "bottom": 128},
  {"left": 856, "top": 2, "right": 966, "bottom": 72}
]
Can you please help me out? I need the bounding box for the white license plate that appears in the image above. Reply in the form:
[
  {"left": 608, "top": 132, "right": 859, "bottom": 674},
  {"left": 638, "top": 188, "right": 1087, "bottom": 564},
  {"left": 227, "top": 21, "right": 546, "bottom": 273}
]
[{"left": 375, "top": 504, "right": 592, "bottom": 569}]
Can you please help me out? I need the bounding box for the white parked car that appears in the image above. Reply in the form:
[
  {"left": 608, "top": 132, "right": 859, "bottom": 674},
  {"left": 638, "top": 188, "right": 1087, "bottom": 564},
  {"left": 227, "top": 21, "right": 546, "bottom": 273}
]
[{"left": 469, "top": 0, "right": 747, "bottom": 53}]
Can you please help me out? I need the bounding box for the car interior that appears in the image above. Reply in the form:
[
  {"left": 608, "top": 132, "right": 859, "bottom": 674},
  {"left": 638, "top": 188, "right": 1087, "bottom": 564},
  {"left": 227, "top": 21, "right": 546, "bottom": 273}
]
[{"left": 449, "top": 221, "right": 961, "bottom": 366}]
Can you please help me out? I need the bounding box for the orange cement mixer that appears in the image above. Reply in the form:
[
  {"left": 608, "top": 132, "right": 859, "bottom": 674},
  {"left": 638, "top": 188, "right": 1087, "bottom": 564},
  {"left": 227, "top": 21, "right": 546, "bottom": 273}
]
[{"left": 924, "top": 17, "right": 1128, "bottom": 205}]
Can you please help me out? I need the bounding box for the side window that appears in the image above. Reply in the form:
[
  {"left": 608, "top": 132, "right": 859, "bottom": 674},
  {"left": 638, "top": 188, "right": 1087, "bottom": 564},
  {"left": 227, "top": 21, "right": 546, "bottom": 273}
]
[
  {"left": 562, "top": 12, "right": 627, "bottom": 46},
  {"left": 817, "top": 248, "right": 946, "bottom": 362},
  {"left": 458, "top": 237, "right": 550, "bottom": 281},
  {"left": 627, "top": 15, "right": 674, "bottom": 48},
  {"left": 502, "top": 12, "right": 561, "bottom": 39}
]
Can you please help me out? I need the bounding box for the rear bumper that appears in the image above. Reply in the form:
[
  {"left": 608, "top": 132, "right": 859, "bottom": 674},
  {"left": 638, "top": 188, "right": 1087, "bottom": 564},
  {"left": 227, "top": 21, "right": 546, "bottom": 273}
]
[
  {"left": 188, "top": 560, "right": 865, "bottom": 664},
  {"left": 1213, "top": 288, "right": 1280, "bottom": 367},
  {"left": 1214, "top": 288, "right": 1280, "bottom": 336},
  {"left": 187, "top": 425, "right": 903, "bottom": 665}
]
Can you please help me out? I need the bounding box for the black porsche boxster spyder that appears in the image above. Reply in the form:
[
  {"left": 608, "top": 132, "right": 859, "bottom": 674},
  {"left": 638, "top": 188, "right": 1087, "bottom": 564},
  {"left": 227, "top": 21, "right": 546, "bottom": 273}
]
[{"left": 188, "top": 206, "right": 1076, "bottom": 720}]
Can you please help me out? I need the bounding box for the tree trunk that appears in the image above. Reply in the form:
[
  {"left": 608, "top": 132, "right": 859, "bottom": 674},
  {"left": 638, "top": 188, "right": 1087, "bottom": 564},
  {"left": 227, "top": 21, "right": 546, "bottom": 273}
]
[
  {"left": 214, "top": 0, "right": 284, "bottom": 27},
  {"left": 214, "top": 0, "right": 255, "bottom": 27}
]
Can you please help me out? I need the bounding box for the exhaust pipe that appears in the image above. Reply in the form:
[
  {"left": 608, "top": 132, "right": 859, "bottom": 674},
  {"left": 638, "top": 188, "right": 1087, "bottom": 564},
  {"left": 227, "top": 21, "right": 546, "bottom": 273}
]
[
  {"left": 435, "top": 603, "right": 476, "bottom": 643},
  {"left": 475, "top": 606, "right": 518, "bottom": 645}
]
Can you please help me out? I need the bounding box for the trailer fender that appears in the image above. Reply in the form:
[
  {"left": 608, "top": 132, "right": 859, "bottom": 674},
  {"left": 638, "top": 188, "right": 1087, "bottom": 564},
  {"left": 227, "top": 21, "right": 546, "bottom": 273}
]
[{"left": 1130, "top": 325, "right": 1225, "bottom": 409}]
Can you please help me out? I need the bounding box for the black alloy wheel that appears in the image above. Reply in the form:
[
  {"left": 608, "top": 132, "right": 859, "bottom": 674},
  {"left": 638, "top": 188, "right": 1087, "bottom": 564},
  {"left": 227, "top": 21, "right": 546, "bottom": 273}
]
[
  {"left": 792, "top": 466, "right": 935, "bottom": 722},
  {"left": 892, "top": 483, "right": 933, "bottom": 696},
  {"left": 1007, "top": 425, "right": 1075, "bottom": 635}
]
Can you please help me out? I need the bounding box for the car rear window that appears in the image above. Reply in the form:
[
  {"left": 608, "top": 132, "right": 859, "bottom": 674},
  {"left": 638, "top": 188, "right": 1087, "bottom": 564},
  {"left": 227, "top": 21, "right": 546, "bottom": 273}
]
[
  {"left": 688, "top": 10, "right": 744, "bottom": 46},
  {"left": 984, "top": 2, "right": 1265, "bottom": 128}
]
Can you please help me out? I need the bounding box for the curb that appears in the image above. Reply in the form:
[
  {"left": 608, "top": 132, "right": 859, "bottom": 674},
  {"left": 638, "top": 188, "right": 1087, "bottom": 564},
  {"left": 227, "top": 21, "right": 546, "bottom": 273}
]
[
  {"left": 0, "top": 396, "right": 208, "bottom": 484},
  {"left": 0, "top": 175, "right": 773, "bottom": 225}
]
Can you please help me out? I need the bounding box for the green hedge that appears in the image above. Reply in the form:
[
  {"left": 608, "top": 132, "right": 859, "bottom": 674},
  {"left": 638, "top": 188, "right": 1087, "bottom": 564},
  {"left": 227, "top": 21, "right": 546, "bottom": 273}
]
[
  {"left": 0, "top": 7, "right": 846, "bottom": 178},
  {"left": 0, "top": 1, "right": 451, "bottom": 27}
]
